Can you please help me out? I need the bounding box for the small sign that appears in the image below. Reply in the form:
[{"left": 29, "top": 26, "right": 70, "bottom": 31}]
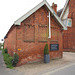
[
  {"left": 18, "top": 49, "right": 21, "bottom": 51},
  {"left": 50, "top": 44, "right": 59, "bottom": 51},
  {"left": 67, "top": 19, "right": 72, "bottom": 26}
]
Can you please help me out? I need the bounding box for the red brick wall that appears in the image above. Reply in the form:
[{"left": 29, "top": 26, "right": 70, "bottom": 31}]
[
  {"left": 4, "top": 5, "right": 63, "bottom": 66},
  {"left": 63, "top": 0, "right": 75, "bottom": 52},
  {"left": 4, "top": 38, "right": 8, "bottom": 49},
  {"left": 15, "top": 6, "right": 63, "bottom": 65},
  {"left": 4, "top": 27, "right": 17, "bottom": 56}
]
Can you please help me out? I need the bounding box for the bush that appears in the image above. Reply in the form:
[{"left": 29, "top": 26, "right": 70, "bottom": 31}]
[
  {"left": 4, "top": 48, "right": 8, "bottom": 53},
  {"left": 6, "top": 64, "right": 13, "bottom": 69},
  {"left": 44, "top": 44, "right": 49, "bottom": 55},
  {"left": 2, "top": 49, "right": 5, "bottom": 55},
  {"left": 3, "top": 53, "right": 9, "bottom": 62},
  {"left": 2, "top": 49, "right": 13, "bottom": 69},
  {"left": 12, "top": 53, "right": 19, "bottom": 67},
  {"left": 2, "top": 49, "right": 19, "bottom": 68},
  {"left": 6, "top": 57, "right": 13, "bottom": 65}
]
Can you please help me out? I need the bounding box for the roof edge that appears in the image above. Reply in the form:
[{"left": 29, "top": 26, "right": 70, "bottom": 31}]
[
  {"left": 14, "top": 0, "right": 45, "bottom": 25},
  {"left": 60, "top": 0, "right": 70, "bottom": 19},
  {"left": 4, "top": 24, "right": 16, "bottom": 39},
  {"left": 14, "top": 0, "right": 67, "bottom": 30}
]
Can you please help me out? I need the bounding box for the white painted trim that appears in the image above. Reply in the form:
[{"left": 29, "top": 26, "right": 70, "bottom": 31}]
[
  {"left": 14, "top": 0, "right": 46, "bottom": 25},
  {"left": 62, "top": 6, "right": 69, "bottom": 20},
  {"left": 60, "top": 0, "right": 70, "bottom": 19},
  {"left": 48, "top": 11, "right": 51, "bottom": 38},
  {"left": 14, "top": 0, "right": 67, "bottom": 30}
]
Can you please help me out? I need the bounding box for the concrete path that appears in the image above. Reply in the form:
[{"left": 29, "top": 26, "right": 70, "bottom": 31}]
[{"left": 0, "top": 51, "right": 24, "bottom": 75}]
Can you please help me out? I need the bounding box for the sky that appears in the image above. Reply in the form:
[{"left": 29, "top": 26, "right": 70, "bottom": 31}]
[{"left": 0, "top": 0, "right": 66, "bottom": 43}]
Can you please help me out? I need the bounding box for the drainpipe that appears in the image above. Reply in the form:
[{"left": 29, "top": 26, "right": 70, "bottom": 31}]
[{"left": 48, "top": 11, "right": 51, "bottom": 38}]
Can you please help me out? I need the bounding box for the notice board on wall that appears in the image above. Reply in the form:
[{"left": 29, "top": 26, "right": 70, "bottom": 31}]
[{"left": 50, "top": 44, "right": 59, "bottom": 51}]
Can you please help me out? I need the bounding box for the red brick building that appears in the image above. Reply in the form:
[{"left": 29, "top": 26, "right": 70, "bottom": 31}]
[
  {"left": 58, "top": 0, "right": 75, "bottom": 52},
  {"left": 4, "top": 0, "right": 66, "bottom": 65}
]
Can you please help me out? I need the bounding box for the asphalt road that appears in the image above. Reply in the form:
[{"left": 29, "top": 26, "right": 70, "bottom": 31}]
[
  {"left": 0, "top": 51, "right": 24, "bottom": 75},
  {"left": 42, "top": 63, "right": 75, "bottom": 75}
]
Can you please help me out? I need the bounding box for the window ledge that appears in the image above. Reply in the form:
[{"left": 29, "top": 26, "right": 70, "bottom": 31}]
[
  {"left": 38, "top": 40, "right": 47, "bottom": 42},
  {"left": 50, "top": 40, "right": 58, "bottom": 42},
  {"left": 24, "top": 40, "right": 35, "bottom": 42}
]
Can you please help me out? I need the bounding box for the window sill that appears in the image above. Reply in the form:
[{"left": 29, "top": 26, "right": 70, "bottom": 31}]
[
  {"left": 24, "top": 40, "right": 35, "bottom": 42},
  {"left": 38, "top": 40, "right": 47, "bottom": 42},
  {"left": 50, "top": 40, "right": 58, "bottom": 42}
]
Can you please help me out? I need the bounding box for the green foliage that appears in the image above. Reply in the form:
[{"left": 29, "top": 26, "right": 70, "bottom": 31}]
[
  {"left": 6, "top": 64, "right": 13, "bottom": 69},
  {"left": 6, "top": 56, "right": 13, "bottom": 69},
  {"left": 4, "top": 48, "right": 8, "bottom": 53},
  {"left": 0, "top": 48, "right": 2, "bottom": 51},
  {"left": 2, "top": 49, "right": 5, "bottom": 54},
  {"left": 2, "top": 48, "right": 19, "bottom": 68},
  {"left": 2, "top": 49, "right": 13, "bottom": 68},
  {"left": 12, "top": 53, "right": 19, "bottom": 67},
  {"left": 2, "top": 48, "right": 8, "bottom": 53},
  {"left": 3, "top": 53, "right": 9, "bottom": 62},
  {"left": 0, "top": 43, "right": 4, "bottom": 50},
  {"left": 6, "top": 57, "right": 13, "bottom": 65},
  {"left": 44, "top": 44, "right": 49, "bottom": 55}
]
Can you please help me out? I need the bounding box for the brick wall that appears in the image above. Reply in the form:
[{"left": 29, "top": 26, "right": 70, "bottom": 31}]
[
  {"left": 4, "top": 5, "right": 63, "bottom": 66},
  {"left": 15, "top": 6, "right": 63, "bottom": 66},
  {"left": 63, "top": 0, "right": 75, "bottom": 52},
  {"left": 4, "top": 38, "right": 8, "bottom": 49},
  {"left": 4, "top": 26, "right": 17, "bottom": 56}
]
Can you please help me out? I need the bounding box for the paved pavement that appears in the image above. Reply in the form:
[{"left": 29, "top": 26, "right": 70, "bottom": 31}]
[
  {"left": 1, "top": 51, "right": 75, "bottom": 75},
  {"left": 50, "top": 64, "right": 75, "bottom": 75},
  {"left": 0, "top": 51, "right": 24, "bottom": 75},
  {"left": 14, "top": 52, "right": 75, "bottom": 75},
  {"left": 42, "top": 63, "right": 75, "bottom": 75}
]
